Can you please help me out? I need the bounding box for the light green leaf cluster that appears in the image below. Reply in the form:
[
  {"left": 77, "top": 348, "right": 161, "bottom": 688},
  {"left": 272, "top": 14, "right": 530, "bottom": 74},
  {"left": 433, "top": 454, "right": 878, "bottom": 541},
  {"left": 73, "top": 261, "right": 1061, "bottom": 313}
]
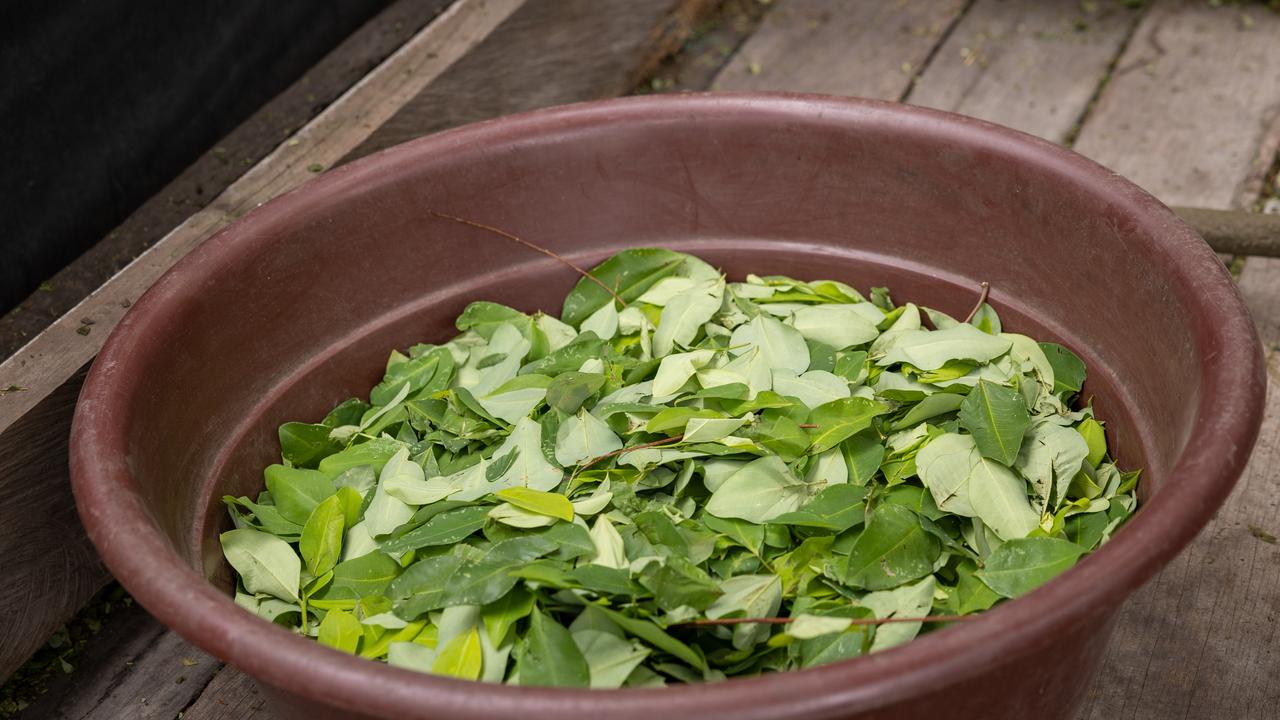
[{"left": 222, "top": 249, "right": 1138, "bottom": 686}]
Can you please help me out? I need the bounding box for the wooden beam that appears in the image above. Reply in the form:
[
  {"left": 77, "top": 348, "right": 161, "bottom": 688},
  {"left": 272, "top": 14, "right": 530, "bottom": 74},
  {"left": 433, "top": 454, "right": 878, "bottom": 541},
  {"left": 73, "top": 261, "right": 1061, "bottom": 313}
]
[{"left": 0, "top": 0, "right": 525, "bottom": 682}]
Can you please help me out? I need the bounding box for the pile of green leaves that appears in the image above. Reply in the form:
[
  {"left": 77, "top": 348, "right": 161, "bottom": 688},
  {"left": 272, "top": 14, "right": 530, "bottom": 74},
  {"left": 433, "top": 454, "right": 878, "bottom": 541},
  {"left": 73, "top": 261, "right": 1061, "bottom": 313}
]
[{"left": 221, "top": 248, "right": 1138, "bottom": 687}]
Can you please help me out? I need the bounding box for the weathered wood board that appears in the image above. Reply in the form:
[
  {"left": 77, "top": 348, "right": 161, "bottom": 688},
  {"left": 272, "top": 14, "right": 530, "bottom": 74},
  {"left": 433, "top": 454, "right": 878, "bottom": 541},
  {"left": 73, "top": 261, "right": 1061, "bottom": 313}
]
[
  {"left": 905, "top": 0, "right": 1140, "bottom": 144},
  {"left": 712, "top": 0, "right": 967, "bottom": 99},
  {"left": 1069, "top": 3, "right": 1280, "bottom": 718},
  {"left": 350, "top": 0, "right": 716, "bottom": 159}
]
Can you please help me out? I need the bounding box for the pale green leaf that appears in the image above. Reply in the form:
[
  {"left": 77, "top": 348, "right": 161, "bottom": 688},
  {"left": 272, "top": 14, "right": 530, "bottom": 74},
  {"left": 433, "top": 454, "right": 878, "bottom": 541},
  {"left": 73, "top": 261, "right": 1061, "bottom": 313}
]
[{"left": 221, "top": 528, "right": 300, "bottom": 602}]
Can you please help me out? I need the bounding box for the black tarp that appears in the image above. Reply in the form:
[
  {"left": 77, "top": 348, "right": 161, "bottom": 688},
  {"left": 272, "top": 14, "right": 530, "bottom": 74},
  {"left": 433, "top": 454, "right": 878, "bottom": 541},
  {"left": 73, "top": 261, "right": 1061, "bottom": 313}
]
[{"left": 0, "top": 0, "right": 390, "bottom": 312}]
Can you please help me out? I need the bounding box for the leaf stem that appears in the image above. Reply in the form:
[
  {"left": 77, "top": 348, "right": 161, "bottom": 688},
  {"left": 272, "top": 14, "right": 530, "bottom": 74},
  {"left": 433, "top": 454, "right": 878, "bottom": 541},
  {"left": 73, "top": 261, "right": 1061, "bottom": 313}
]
[
  {"left": 577, "top": 434, "right": 685, "bottom": 472},
  {"left": 426, "top": 209, "right": 627, "bottom": 308},
  {"left": 962, "top": 281, "right": 991, "bottom": 323}
]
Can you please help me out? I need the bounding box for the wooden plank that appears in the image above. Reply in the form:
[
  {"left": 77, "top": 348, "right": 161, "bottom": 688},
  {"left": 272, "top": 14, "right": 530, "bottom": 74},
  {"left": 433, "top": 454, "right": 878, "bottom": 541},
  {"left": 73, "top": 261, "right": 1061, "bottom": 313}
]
[
  {"left": 644, "top": 0, "right": 773, "bottom": 93},
  {"left": 1072, "top": 0, "right": 1280, "bottom": 209},
  {"left": 348, "top": 0, "right": 717, "bottom": 159},
  {"left": 13, "top": 604, "right": 218, "bottom": 720},
  {"left": 905, "top": 0, "right": 1140, "bottom": 144},
  {"left": 176, "top": 666, "right": 271, "bottom": 720},
  {"left": 0, "top": 0, "right": 525, "bottom": 683},
  {"left": 1067, "top": 3, "right": 1280, "bottom": 718},
  {"left": 0, "top": 0, "right": 456, "bottom": 361},
  {"left": 0, "top": 364, "right": 102, "bottom": 685},
  {"left": 711, "top": 0, "right": 968, "bottom": 99}
]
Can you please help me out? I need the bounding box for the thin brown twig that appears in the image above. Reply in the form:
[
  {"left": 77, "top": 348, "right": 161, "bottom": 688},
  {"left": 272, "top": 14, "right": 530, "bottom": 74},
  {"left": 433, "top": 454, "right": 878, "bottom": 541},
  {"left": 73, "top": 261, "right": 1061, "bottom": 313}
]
[
  {"left": 962, "top": 281, "right": 991, "bottom": 323},
  {"left": 577, "top": 434, "right": 685, "bottom": 472},
  {"left": 797, "top": 423, "right": 819, "bottom": 429},
  {"left": 426, "top": 209, "right": 627, "bottom": 308},
  {"left": 673, "top": 614, "right": 974, "bottom": 629}
]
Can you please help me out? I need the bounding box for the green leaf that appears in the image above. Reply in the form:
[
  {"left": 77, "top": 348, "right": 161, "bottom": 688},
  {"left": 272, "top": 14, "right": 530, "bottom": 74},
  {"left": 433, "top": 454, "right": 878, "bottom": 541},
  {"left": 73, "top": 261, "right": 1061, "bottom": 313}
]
[
  {"left": 318, "top": 438, "right": 403, "bottom": 476},
  {"left": 562, "top": 248, "right": 687, "bottom": 327},
  {"left": 729, "top": 315, "right": 810, "bottom": 374},
  {"left": 299, "top": 495, "right": 345, "bottom": 577},
  {"left": 957, "top": 380, "right": 1030, "bottom": 465},
  {"left": 495, "top": 487, "right": 574, "bottom": 521},
  {"left": 387, "top": 537, "right": 556, "bottom": 616},
  {"left": 1039, "top": 342, "right": 1086, "bottom": 394},
  {"left": 705, "top": 456, "right": 810, "bottom": 523},
  {"left": 317, "top": 608, "right": 362, "bottom": 654},
  {"left": 264, "top": 465, "right": 336, "bottom": 525},
  {"left": 702, "top": 514, "right": 765, "bottom": 555},
  {"left": 951, "top": 560, "right": 1000, "bottom": 614},
  {"left": 917, "top": 432, "right": 1040, "bottom": 539},
  {"left": 574, "top": 630, "right": 651, "bottom": 689},
  {"left": 653, "top": 283, "right": 721, "bottom": 357},
  {"left": 639, "top": 555, "right": 723, "bottom": 611},
  {"left": 877, "top": 324, "right": 1013, "bottom": 371},
  {"left": 554, "top": 410, "right": 623, "bottom": 467},
  {"left": 322, "top": 552, "right": 401, "bottom": 600},
  {"left": 220, "top": 528, "right": 300, "bottom": 602},
  {"left": 843, "top": 504, "right": 939, "bottom": 590},
  {"left": 860, "top": 575, "right": 936, "bottom": 651},
  {"left": 364, "top": 449, "right": 417, "bottom": 537},
  {"left": 791, "top": 305, "right": 880, "bottom": 349},
  {"left": 490, "top": 417, "right": 563, "bottom": 492},
  {"left": 380, "top": 505, "right": 490, "bottom": 554},
  {"left": 482, "top": 586, "right": 535, "bottom": 645},
  {"left": 520, "top": 610, "right": 590, "bottom": 687},
  {"left": 705, "top": 574, "right": 782, "bottom": 650},
  {"left": 807, "top": 397, "right": 892, "bottom": 454},
  {"left": 545, "top": 371, "right": 606, "bottom": 413},
  {"left": 594, "top": 606, "right": 707, "bottom": 672},
  {"left": 652, "top": 349, "right": 716, "bottom": 396},
  {"left": 976, "top": 537, "right": 1087, "bottom": 598},
  {"left": 278, "top": 422, "right": 342, "bottom": 468},
  {"left": 770, "top": 484, "right": 866, "bottom": 532},
  {"left": 432, "top": 628, "right": 483, "bottom": 680},
  {"left": 1018, "top": 421, "right": 1090, "bottom": 513},
  {"left": 371, "top": 346, "right": 452, "bottom": 406},
  {"left": 1077, "top": 418, "right": 1107, "bottom": 466}
]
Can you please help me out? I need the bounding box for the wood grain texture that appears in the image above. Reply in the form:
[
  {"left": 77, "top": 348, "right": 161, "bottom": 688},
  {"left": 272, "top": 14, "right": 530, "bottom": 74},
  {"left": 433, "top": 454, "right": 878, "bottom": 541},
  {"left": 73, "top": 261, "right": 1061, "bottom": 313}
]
[
  {"left": 905, "top": 0, "right": 1140, "bottom": 143},
  {"left": 1072, "top": 0, "right": 1280, "bottom": 209},
  {"left": 181, "top": 665, "right": 272, "bottom": 720},
  {"left": 348, "top": 0, "right": 717, "bottom": 159},
  {"left": 0, "top": 0, "right": 523, "bottom": 684},
  {"left": 1070, "top": 4, "right": 1280, "bottom": 719},
  {"left": 0, "top": 365, "right": 100, "bottom": 684},
  {"left": 711, "top": 0, "right": 968, "bottom": 99},
  {"left": 12, "top": 603, "right": 217, "bottom": 720}
]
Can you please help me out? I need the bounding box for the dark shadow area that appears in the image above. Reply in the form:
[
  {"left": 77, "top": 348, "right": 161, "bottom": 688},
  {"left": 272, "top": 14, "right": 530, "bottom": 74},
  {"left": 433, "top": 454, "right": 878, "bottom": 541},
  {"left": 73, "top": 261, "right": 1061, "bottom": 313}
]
[{"left": 0, "top": 0, "right": 390, "bottom": 312}]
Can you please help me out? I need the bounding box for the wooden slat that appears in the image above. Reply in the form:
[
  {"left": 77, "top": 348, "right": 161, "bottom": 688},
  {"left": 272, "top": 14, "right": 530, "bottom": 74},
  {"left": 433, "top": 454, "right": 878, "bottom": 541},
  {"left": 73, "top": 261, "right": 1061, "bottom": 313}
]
[
  {"left": 13, "top": 604, "right": 217, "bottom": 720},
  {"left": 1067, "top": 3, "right": 1280, "bottom": 718},
  {"left": 905, "top": 0, "right": 1140, "bottom": 144},
  {"left": 711, "top": 0, "right": 968, "bottom": 99},
  {"left": 0, "top": 0, "right": 525, "bottom": 683},
  {"left": 1072, "top": 0, "right": 1280, "bottom": 209},
  {"left": 180, "top": 665, "right": 272, "bottom": 720},
  {"left": 348, "top": 0, "right": 716, "bottom": 160}
]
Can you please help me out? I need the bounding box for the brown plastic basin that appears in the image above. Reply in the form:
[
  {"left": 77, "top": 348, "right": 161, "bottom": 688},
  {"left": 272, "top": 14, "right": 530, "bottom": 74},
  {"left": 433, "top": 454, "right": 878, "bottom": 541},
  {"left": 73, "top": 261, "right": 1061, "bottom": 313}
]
[{"left": 70, "top": 94, "right": 1264, "bottom": 720}]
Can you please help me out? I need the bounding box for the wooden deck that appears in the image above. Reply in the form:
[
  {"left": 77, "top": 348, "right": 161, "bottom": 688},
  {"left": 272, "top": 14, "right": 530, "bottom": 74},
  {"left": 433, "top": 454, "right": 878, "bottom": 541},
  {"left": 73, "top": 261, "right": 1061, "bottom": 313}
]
[{"left": 2, "top": 0, "right": 1278, "bottom": 718}]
